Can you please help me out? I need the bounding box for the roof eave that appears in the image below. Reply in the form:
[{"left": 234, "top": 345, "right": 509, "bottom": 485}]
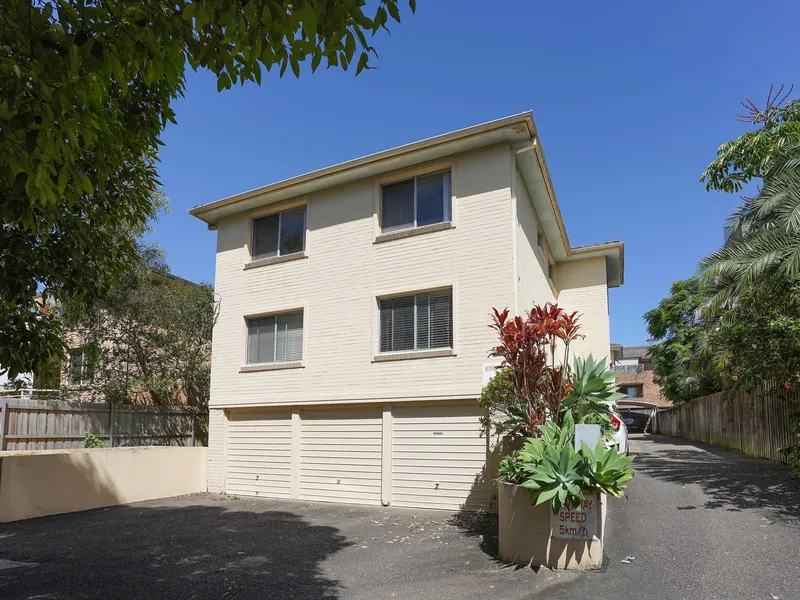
[{"left": 189, "top": 112, "right": 535, "bottom": 225}]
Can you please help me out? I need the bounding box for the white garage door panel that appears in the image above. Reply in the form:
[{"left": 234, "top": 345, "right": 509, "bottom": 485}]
[
  {"left": 392, "top": 404, "right": 489, "bottom": 510},
  {"left": 226, "top": 411, "right": 292, "bottom": 499},
  {"left": 299, "top": 409, "right": 383, "bottom": 506}
]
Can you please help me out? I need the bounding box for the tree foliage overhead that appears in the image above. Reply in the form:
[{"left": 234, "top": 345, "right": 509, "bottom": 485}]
[
  {"left": 700, "top": 85, "right": 800, "bottom": 193},
  {"left": 700, "top": 140, "right": 800, "bottom": 313},
  {"left": 643, "top": 277, "right": 722, "bottom": 404},
  {"left": 0, "top": 0, "right": 413, "bottom": 377}
]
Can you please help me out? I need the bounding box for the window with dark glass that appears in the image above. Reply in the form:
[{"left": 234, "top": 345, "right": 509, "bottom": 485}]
[
  {"left": 380, "top": 171, "right": 451, "bottom": 233},
  {"left": 379, "top": 290, "right": 453, "bottom": 352},
  {"left": 251, "top": 207, "right": 306, "bottom": 260},
  {"left": 68, "top": 348, "right": 94, "bottom": 386},
  {"left": 247, "top": 311, "right": 304, "bottom": 364}
]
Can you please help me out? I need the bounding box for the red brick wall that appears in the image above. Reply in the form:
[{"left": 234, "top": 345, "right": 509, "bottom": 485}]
[{"left": 616, "top": 370, "right": 672, "bottom": 407}]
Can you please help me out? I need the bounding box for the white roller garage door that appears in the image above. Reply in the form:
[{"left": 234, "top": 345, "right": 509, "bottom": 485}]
[
  {"left": 391, "top": 403, "right": 489, "bottom": 510},
  {"left": 299, "top": 408, "right": 383, "bottom": 506},
  {"left": 226, "top": 411, "right": 292, "bottom": 499}
]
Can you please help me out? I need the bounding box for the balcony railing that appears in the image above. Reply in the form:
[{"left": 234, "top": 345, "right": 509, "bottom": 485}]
[{"left": 613, "top": 364, "right": 644, "bottom": 374}]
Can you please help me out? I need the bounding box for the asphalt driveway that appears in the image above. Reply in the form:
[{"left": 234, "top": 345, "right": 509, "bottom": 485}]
[
  {"left": 2, "top": 435, "right": 799, "bottom": 600},
  {"left": 0, "top": 493, "right": 580, "bottom": 600}
]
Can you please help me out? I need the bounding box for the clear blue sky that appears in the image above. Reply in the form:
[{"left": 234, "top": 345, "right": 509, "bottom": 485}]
[{"left": 150, "top": 0, "right": 799, "bottom": 347}]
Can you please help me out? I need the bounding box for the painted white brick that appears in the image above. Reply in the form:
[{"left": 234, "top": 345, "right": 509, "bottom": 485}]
[
  {"left": 556, "top": 257, "right": 611, "bottom": 362},
  {"left": 210, "top": 146, "right": 515, "bottom": 407},
  {"left": 206, "top": 408, "right": 227, "bottom": 493}
]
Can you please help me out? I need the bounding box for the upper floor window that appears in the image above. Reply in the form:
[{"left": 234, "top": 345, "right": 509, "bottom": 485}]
[
  {"left": 247, "top": 310, "right": 304, "bottom": 364},
  {"left": 537, "top": 230, "right": 544, "bottom": 250},
  {"left": 380, "top": 170, "right": 451, "bottom": 233},
  {"left": 68, "top": 348, "right": 94, "bottom": 386},
  {"left": 379, "top": 289, "right": 453, "bottom": 352},
  {"left": 548, "top": 262, "right": 555, "bottom": 282},
  {"left": 251, "top": 207, "right": 306, "bottom": 261}
]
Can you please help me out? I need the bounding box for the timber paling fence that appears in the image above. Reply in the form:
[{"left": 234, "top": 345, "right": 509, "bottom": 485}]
[
  {"left": 0, "top": 393, "right": 207, "bottom": 451},
  {"left": 657, "top": 386, "right": 799, "bottom": 464}
]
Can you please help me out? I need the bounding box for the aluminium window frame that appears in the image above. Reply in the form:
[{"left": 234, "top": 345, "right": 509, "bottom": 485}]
[
  {"left": 378, "top": 289, "right": 453, "bottom": 354},
  {"left": 250, "top": 206, "right": 307, "bottom": 261},
  {"left": 67, "top": 347, "right": 92, "bottom": 387},
  {"left": 244, "top": 309, "right": 305, "bottom": 365},
  {"left": 379, "top": 169, "right": 452, "bottom": 234}
]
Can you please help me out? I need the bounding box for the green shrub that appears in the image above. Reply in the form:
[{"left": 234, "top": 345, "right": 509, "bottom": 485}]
[
  {"left": 498, "top": 412, "right": 635, "bottom": 513},
  {"left": 83, "top": 433, "right": 107, "bottom": 448}
]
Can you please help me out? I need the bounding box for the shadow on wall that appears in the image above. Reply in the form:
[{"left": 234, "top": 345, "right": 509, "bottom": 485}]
[
  {"left": 0, "top": 448, "right": 206, "bottom": 522},
  {"left": 634, "top": 435, "right": 800, "bottom": 524},
  {"left": 0, "top": 500, "right": 351, "bottom": 599},
  {"left": 446, "top": 435, "right": 524, "bottom": 561}
]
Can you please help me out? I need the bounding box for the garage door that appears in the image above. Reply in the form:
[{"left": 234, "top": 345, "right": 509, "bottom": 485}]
[
  {"left": 226, "top": 411, "right": 292, "bottom": 499},
  {"left": 299, "top": 408, "right": 383, "bottom": 506},
  {"left": 391, "top": 403, "right": 489, "bottom": 510}
]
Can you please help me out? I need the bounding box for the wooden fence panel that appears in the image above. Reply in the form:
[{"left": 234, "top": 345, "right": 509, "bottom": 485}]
[
  {"left": 658, "top": 386, "right": 799, "bottom": 465},
  {"left": 0, "top": 397, "right": 202, "bottom": 451}
]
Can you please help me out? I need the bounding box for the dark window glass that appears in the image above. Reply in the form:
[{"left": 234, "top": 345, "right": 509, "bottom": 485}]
[
  {"left": 381, "top": 179, "right": 415, "bottom": 232},
  {"left": 252, "top": 207, "right": 306, "bottom": 260},
  {"left": 252, "top": 214, "right": 279, "bottom": 259},
  {"left": 280, "top": 208, "right": 305, "bottom": 255},
  {"left": 68, "top": 349, "right": 84, "bottom": 386},
  {"left": 416, "top": 171, "right": 450, "bottom": 227}
]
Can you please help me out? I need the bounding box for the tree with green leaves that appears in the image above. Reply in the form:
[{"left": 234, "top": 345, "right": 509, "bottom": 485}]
[
  {"left": 60, "top": 243, "right": 217, "bottom": 408},
  {"left": 644, "top": 277, "right": 722, "bottom": 404},
  {"left": 699, "top": 86, "right": 800, "bottom": 312},
  {"left": 0, "top": 0, "right": 414, "bottom": 379},
  {"left": 707, "top": 278, "right": 800, "bottom": 393},
  {"left": 700, "top": 85, "right": 800, "bottom": 194}
]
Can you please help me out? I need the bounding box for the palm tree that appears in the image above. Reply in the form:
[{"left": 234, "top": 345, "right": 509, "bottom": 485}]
[{"left": 700, "top": 140, "right": 800, "bottom": 314}]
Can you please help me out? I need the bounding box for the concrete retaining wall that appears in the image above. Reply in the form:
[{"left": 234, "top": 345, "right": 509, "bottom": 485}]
[{"left": 0, "top": 446, "right": 207, "bottom": 522}]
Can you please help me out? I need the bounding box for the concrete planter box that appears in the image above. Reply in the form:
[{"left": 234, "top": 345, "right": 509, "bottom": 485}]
[{"left": 498, "top": 482, "right": 606, "bottom": 570}]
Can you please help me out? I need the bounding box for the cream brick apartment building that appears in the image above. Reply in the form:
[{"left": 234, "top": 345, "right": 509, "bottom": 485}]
[{"left": 190, "top": 112, "right": 624, "bottom": 511}]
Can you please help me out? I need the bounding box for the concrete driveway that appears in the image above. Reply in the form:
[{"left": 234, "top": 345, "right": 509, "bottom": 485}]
[{"left": 0, "top": 493, "right": 578, "bottom": 600}]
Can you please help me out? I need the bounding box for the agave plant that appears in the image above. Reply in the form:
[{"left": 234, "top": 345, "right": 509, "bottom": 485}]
[
  {"left": 497, "top": 412, "right": 636, "bottom": 513},
  {"left": 561, "top": 354, "right": 625, "bottom": 430}
]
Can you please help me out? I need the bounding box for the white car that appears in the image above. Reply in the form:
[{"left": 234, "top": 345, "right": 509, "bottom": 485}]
[{"left": 607, "top": 403, "right": 629, "bottom": 454}]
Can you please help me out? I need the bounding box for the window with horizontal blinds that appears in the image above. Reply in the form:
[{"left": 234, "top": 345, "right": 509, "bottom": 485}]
[
  {"left": 247, "top": 310, "right": 304, "bottom": 364},
  {"left": 379, "top": 290, "right": 452, "bottom": 353}
]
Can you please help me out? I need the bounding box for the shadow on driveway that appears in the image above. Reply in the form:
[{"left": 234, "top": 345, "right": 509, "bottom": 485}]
[
  {"left": 632, "top": 434, "right": 800, "bottom": 524},
  {"left": 0, "top": 498, "right": 351, "bottom": 600}
]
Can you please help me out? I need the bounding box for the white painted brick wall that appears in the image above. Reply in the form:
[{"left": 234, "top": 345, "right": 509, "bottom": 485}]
[
  {"left": 206, "top": 408, "right": 227, "bottom": 493},
  {"left": 556, "top": 257, "right": 611, "bottom": 362},
  {"left": 209, "top": 145, "right": 516, "bottom": 408}
]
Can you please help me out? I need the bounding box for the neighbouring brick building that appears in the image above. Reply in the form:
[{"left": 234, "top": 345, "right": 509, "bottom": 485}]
[{"left": 610, "top": 344, "right": 672, "bottom": 408}]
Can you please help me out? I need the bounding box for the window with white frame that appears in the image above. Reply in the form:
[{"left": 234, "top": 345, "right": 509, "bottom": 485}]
[
  {"left": 380, "top": 170, "right": 451, "bottom": 233},
  {"left": 68, "top": 348, "right": 93, "bottom": 386},
  {"left": 247, "top": 310, "right": 304, "bottom": 364},
  {"left": 379, "top": 289, "right": 453, "bottom": 353},
  {"left": 251, "top": 206, "right": 306, "bottom": 260},
  {"left": 548, "top": 262, "right": 555, "bottom": 282}
]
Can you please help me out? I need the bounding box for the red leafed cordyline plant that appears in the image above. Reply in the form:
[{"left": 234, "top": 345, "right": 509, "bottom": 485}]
[{"left": 489, "top": 303, "right": 583, "bottom": 434}]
